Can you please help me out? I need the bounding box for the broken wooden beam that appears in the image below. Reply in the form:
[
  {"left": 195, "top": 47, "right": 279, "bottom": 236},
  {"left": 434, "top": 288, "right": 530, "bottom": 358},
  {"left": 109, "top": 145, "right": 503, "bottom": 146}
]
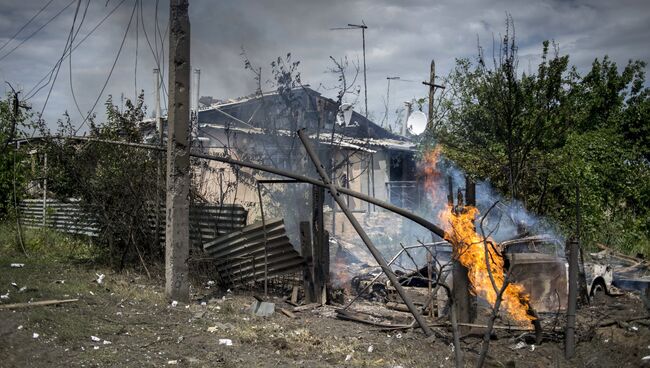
[{"left": 280, "top": 308, "right": 297, "bottom": 319}]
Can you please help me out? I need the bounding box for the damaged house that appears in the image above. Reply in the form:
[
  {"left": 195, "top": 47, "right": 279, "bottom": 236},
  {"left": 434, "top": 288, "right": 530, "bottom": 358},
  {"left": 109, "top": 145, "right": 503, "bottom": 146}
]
[{"left": 190, "top": 86, "right": 421, "bottom": 241}]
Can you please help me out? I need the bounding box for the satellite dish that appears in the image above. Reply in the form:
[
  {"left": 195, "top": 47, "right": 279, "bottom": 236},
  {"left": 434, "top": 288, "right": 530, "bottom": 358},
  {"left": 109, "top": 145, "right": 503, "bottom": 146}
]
[
  {"left": 337, "top": 103, "right": 354, "bottom": 126},
  {"left": 407, "top": 111, "right": 427, "bottom": 135}
]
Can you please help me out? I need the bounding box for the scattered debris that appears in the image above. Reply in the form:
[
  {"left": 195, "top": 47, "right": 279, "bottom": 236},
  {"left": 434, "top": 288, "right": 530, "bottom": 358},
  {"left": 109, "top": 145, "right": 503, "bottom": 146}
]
[
  {"left": 0, "top": 292, "right": 8, "bottom": 300},
  {"left": 103, "top": 340, "right": 112, "bottom": 345},
  {"left": 368, "top": 345, "right": 374, "bottom": 353},
  {"left": 11, "top": 282, "right": 19, "bottom": 289},
  {"left": 17, "top": 325, "right": 23, "bottom": 330},
  {"left": 167, "top": 360, "right": 178, "bottom": 365},
  {"left": 510, "top": 341, "right": 527, "bottom": 350},
  {"left": 171, "top": 300, "right": 178, "bottom": 307},
  {"left": 32, "top": 333, "right": 39, "bottom": 339},
  {"left": 207, "top": 322, "right": 234, "bottom": 333},
  {"left": 249, "top": 300, "right": 275, "bottom": 317},
  {"left": 91, "top": 336, "right": 101, "bottom": 342},
  {"left": 95, "top": 273, "right": 105, "bottom": 284},
  {"left": 10, "top": 263, "right": 25, "bottom": 268}
]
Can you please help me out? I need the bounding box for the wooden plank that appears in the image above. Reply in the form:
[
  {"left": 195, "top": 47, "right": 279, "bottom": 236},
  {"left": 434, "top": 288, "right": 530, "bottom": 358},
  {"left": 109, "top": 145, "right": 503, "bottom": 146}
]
[
  {"left": 0, "top": 298, "right": 79, "bottom": 309},
  {"left": 280, "top": 308, "right": 297, "bottom": 319}
]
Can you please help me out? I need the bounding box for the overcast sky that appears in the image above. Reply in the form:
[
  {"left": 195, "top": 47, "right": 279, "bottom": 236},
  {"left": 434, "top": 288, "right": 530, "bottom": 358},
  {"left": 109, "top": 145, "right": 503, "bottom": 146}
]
[{"left": 0, "top": 0, "right": 648, "bottom": 132}]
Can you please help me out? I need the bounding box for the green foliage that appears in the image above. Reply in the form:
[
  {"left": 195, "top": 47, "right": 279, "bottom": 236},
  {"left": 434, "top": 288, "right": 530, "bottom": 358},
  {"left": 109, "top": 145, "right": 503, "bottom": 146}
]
[
  {"left": 0, "top": 94, "right": 37, "bottom": 217},
  {"left": 43, "top": 93, "right": 163, "bottom": 267},
  {"left": 432, "top": 18, "right": 650, "bottom": 255}
]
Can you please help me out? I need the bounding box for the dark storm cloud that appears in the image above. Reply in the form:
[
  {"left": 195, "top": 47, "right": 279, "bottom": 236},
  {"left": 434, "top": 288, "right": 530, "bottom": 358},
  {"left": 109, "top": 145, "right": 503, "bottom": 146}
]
[{"left": 0, "top": 0, "right": 648, "bottom": 130}]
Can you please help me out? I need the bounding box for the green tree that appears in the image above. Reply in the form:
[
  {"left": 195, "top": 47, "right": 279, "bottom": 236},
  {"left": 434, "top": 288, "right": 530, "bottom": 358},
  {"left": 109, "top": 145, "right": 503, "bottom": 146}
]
[
  {"left": 44, "top": 93, "right": 163, "bottom": 267},
  {"left": 431, "top": 18, "right": 650, "bottom": 254},
  {"left": 0, "top": 92, "right": 37, "bottom": 217}
]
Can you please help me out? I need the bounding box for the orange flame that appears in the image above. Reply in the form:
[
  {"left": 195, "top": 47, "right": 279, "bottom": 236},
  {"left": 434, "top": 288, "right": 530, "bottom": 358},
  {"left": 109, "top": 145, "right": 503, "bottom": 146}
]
[{"left": 423, "top": 147, "right": 534, "bottom": 325}]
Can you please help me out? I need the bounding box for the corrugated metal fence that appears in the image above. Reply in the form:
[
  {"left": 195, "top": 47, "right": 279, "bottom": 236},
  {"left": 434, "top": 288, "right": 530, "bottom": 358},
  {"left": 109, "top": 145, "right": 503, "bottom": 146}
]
[{"left": 19, "top": 198, "right": 248, "bottom": 248}]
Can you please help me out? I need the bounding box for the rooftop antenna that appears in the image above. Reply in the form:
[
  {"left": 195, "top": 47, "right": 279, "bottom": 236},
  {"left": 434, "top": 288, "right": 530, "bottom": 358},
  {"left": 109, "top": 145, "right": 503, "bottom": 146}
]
[
  {"left": 383, "top": 76, "right": 400, "bottom": 127},
  {"left": 331, "top": 21, "right": 368, "bottom": 119}
]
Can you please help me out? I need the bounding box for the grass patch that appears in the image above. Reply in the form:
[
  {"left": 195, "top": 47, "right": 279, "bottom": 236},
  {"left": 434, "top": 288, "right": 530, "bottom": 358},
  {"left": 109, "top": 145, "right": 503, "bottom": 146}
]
[{"left": 0, "top": 220, "right": 97, "bottom": 263}]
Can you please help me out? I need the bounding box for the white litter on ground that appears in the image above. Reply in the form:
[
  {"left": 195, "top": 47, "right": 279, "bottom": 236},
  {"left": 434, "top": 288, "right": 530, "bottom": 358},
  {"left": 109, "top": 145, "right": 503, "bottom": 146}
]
[{"left": 218, "top": 339, "right": 233, "bottom": 346}]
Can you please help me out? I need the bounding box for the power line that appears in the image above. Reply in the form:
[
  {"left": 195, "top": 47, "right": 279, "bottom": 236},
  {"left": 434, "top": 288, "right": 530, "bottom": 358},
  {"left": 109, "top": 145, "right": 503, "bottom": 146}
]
[
  {"left": 38, "top": 0, "right": 84, "bottom": 120},
  {"left": 69, "top": 0, "right": 92, "bottom": 120},
  {"left": 134, "top": 0, "right": 139, "bottom": 99},
  {"left": 25, "top": 0, "right": 128, "bottom": 101},
  {"left": 0, "top": 0, "right": 77, "bottom": 63},
  {"left": 0, "top": 0, "right": 56, "bottom": 54},
  {"left": 74, "top": 0, "right": 138, "bottom": 134}
]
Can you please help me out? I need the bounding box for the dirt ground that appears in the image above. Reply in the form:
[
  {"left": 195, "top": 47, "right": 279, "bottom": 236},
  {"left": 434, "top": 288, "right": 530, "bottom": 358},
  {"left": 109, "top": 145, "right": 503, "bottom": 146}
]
[{"left": 1, "top": 256, "right": 650, "bottom": 368}]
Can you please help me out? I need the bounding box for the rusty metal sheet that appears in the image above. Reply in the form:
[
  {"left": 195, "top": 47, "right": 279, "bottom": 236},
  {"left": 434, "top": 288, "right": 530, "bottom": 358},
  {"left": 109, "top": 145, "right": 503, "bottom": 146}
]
[{"left": 203, "top": 218, "right": 305, "bottom": 287}]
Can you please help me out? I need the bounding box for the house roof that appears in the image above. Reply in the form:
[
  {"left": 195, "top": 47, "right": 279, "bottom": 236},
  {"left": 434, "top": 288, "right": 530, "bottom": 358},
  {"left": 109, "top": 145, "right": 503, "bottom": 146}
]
[{"left": 197, "top": 87, "right": 416, "bottom": 152}]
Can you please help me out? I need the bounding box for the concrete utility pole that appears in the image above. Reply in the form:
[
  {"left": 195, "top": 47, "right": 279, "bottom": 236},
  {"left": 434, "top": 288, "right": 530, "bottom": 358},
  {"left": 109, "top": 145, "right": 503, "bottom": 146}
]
[
  {"left": 165, "top": 0, "right": 191, "bottom": 302},
  {"left": 194, "top": 69, "right": 201, "bottom": 112}
]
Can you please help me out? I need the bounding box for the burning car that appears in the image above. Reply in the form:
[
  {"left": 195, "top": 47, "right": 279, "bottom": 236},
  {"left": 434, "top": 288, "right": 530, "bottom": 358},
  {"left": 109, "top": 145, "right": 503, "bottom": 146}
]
[{"left": 502, "top": 235, "right": 613, "bottom": 313}]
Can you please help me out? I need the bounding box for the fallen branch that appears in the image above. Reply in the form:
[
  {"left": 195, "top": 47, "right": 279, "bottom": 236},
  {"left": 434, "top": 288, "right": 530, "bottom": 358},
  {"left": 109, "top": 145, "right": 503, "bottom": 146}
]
[{"left": 0, "top": 298, "right": 79, "bottom": 309}]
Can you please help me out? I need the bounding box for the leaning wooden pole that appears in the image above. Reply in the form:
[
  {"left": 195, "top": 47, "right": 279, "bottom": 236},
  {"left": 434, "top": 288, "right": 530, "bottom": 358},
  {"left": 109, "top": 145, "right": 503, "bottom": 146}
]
[
  {"left": 165, "top": 0, "right": 191, "bottom": 302},
  {"left": 297, "top": 129, "right": 434, "bottom": 337}
]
